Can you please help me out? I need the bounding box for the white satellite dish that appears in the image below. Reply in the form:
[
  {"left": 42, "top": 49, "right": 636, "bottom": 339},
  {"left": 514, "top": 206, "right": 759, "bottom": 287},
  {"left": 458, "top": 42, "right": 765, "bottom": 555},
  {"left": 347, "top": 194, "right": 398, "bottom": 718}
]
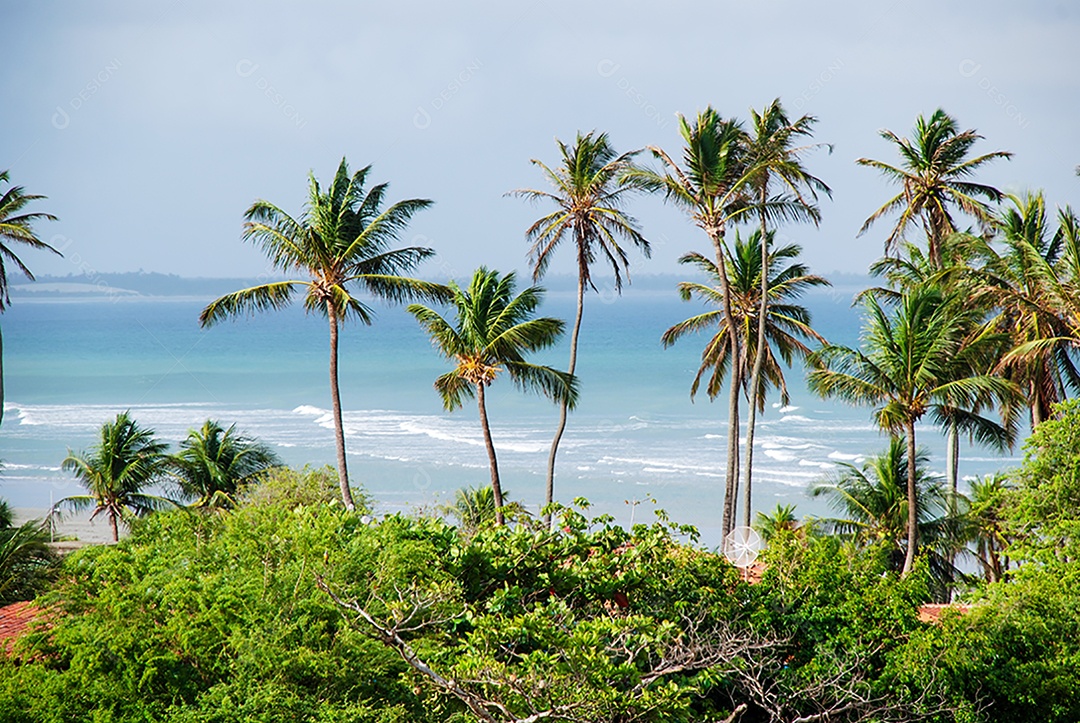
[{"left": 723, "top": 526, "right": 764, "bottom": 568}]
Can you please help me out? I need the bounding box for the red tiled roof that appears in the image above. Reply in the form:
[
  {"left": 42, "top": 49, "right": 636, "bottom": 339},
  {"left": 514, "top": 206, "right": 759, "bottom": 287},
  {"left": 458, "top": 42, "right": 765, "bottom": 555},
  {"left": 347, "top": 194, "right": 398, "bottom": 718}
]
[
  {"left": 918, "top": 603, "right": 972, "bottom": 623},
  {"left": 0, "top": 601, "right": 42, "bottom": 655}
]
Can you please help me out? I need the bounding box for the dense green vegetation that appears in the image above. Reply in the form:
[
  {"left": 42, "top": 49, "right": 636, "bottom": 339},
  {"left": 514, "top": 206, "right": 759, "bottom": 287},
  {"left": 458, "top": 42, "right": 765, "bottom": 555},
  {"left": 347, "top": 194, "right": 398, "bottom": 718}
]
[{"left": 2, "top": 410, "right": 1080, "bottom": 722}]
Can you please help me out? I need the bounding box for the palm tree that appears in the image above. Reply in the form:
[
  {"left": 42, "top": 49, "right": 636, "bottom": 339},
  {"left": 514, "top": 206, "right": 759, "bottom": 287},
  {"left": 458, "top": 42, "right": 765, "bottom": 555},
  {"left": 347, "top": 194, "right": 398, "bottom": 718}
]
[
  {"left": 0, "top": 170, "right": 59, "bottom": 428},
  {"left": 808, "top": 286, "right": 1018, "bottom": 574},
  {"left": 753, "top": 503, "right": 801, "bottom": 543},
  {"left": 443, "top": 485, "right": 530, "bottom": 536},
  {"left": 55, "top": 412, "right": 175, "bottom": 542},
  {"left": 963, "top": 473, "right": 1013, "bottom": 583},
  {"left": 742, "top": 101, "right": 831, "bottom": 527},
  {"left": 169, "top": 420, "right": 281, "bottom": 509},
  {"left": 200, "top": 158, "right": 446, "bottom": 511},
  {"left": 862, "top": 233, "right": 1018, "bottom": 504},
  {"left": 662, "top": 231, "right": 828, "bottom": 525},
  {"left": 0, "top": 496, "right": 55, "bottom": 605},
  {"left": 981, "top": 193, "right": 1080, "bottom": 426},
  {"left": 409, "top": 268, "right": 577, "bottom": 525},
  {"left": 857, "top": 109, "right": 1011, "bottom": 266},
  {"left": 629, "top": 108, "right": 755, "bottom": 538},
  {"left": 810, "top": 438, "right": 958, "bottom": 591},
  {"left": 511, "top": 131, "right": 650, "bottom": 525}
]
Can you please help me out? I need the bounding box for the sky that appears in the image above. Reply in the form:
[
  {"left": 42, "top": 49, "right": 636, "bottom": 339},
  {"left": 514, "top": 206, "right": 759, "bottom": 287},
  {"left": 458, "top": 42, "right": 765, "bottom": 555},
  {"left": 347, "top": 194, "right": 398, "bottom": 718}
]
[{"left": 4, "top": 0, "right": 1079, "bottom": 283}]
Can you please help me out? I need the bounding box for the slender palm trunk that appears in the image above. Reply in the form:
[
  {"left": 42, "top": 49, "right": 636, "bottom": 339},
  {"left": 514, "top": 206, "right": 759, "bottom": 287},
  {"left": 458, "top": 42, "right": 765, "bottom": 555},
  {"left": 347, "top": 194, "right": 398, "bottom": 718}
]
[
  {"left": 946, "top": 419, "right": 959, "bottom": 508},
  {"left": 543, "top": 271, "right": 584, "bottom": 525},
  {"left": 477, "top": 383, "right": 505, "bottom": 526},
  {"left": 109, "top": 511, "right": 119, "bottom": 543},
  {"left": 743, "top": 204, "right": 770, "bottom": 529},
  {"left": 327, "top": 302, "right": 356, "bottom": 511},
  {"left": 710, "top": 225, "right": 741, "bottom": 540},
  {"left": 902, "top": 420, "right": 919, "bottom": 576}
]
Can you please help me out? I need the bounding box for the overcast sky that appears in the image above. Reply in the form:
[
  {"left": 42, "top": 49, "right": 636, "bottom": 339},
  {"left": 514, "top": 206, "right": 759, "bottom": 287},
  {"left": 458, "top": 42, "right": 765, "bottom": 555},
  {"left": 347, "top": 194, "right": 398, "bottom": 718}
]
[{"left": 4, "top": 1, "right": 1078, "bottom": 283}]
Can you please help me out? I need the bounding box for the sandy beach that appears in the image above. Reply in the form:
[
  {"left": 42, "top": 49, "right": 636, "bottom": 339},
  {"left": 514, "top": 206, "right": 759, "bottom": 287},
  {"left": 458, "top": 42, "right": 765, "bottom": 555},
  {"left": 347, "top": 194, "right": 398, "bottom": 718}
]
[{"left": 14, "top": 508, "right": 118, "bottom": 545}]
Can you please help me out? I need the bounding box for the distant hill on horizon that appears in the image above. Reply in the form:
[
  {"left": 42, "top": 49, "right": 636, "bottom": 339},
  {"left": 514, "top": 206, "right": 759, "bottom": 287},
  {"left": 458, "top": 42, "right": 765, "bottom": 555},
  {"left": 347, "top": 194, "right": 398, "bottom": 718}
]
[{"left": 8, "top": 270, "right": 874, "bottom": 300}]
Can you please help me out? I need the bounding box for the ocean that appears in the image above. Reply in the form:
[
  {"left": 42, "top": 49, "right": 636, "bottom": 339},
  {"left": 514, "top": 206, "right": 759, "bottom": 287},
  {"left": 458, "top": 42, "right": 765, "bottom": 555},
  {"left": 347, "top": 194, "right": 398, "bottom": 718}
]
[{"left": 0, "top": 279, "right": 1022, "bottom": 547}]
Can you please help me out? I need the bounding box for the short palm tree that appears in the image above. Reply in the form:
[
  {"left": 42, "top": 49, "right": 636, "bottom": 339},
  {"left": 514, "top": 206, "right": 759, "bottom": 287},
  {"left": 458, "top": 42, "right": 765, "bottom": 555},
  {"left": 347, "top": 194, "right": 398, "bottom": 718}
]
[
  {"left": 55, "top": 412, "right": 175, "bottom": 542},
  {"left": 409, "top": 268, "right": 577, "bottom": 525},
  {"left": 200, "top": 158, "right": 447, "bottom": 511},
  {"left": 810, "top": 438, "right": 958, "bottom": 591},
  {"left": 964, "top": 473, "right": 1013, "bottom": 583},
  {"left": 511, "top": 131, "right": 650, "bottom": 524},
  {"left": 0, "top": 170, "right": 59, "bottom": 428},
  {"left": 443, "top": 485, "right": 530, "bottom": 536},
  {"left": 169, "top": 420, "right": 281, "bottom": 509},
  {"left": 857, "top": 109, "right": 1011, "bottom": 266},
  {"left": 0, "top": 497, "right": 55, "bottom": 605},
  {"left": 663, "top": 230, "right": 828, "bottom": 529},
  {"left": 742, "top": 100, "right": 830, "bottom": 529},
  {"left": 808, "top": 286, "right": 1018, "bottom": 575},
  {"left": 753, "top": 503, "right": 801, "bottom": 543}
]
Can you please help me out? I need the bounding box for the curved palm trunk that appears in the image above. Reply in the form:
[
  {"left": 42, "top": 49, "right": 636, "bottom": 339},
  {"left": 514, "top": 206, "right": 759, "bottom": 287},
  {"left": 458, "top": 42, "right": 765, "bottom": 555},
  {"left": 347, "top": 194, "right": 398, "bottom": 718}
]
[
  {"left": 327, "top": 302, "right": 356, "bottom": 511},
  {"left": 710, "top": 226, "right": 741, "bottom": 540},
  {"left": 543, "top": 272, "right": 585, "bottom": 526},
  {"left": 902, "top": 419, "right": 919, "bottom": 576},
  {"left": 743, "top": 202, "right": 770, "bottom": 529},
  {"left": 476, "top": 382, "right": 505, "bottom": 526}
]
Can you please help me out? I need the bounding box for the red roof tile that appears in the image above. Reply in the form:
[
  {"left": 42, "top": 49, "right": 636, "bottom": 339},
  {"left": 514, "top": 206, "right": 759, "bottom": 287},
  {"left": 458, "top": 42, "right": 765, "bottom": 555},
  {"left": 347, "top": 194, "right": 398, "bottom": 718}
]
[
  {"left": 0, "top": 601, "right": 42, "bottom": 656},
  {"left": 918, "top": 603, "right": 972, "bottom": 624}
]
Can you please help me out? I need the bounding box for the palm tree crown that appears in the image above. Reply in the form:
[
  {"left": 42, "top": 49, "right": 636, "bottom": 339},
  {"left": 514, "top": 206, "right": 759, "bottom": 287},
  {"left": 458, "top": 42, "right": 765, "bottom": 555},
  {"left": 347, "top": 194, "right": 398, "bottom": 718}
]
[
  {"left": 857, "top": 109, "right": 1011, "bottom": 265},
  {"left": 409, "top": 267, "right": 577, "bottom": 525},
  {"left": 0, "top": 170, "right": 59, "bottom": 311},
  {"left": 200, "top": 158, "right": 446, "bottom": 510},
  {"left": 56, "top": 412, "right": 174, "bottom": 542},
  {"left": 170, "top": 420, "right": 281, "bottom": 509}
]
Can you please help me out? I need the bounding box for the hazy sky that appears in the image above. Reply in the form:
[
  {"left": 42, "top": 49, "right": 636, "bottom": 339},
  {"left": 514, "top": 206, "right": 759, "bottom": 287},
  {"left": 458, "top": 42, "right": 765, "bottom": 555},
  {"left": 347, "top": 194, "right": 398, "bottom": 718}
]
[{"left": 4, "top": 1, "right": 1078, "bottom": 283}]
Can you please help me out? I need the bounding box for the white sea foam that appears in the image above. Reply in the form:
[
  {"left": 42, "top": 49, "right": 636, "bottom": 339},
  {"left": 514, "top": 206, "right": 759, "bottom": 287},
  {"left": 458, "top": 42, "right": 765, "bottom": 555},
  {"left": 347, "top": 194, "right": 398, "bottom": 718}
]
[
  {"left": 827, "top": 451, "right": 861, "bottom": 461},
  {"left": 779, "top": 414, "right": 815, "bottom": 423},
  {"left": 763, "top": 449, "right": 796, "bottom": 462}
]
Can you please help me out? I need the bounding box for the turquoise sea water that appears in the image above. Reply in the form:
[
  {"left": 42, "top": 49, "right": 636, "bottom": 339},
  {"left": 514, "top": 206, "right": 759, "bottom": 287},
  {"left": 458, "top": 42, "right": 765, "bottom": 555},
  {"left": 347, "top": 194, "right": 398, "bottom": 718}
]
[{"left": 0, "top": 285, "right": 1021, "bottom": 546}]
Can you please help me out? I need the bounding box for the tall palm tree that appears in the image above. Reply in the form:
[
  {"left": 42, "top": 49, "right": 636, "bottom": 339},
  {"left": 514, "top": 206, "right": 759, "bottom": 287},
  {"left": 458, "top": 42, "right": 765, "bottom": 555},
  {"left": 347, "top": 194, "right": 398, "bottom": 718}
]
[
  {"left": 0, "top": 170, "right": 59, "bottom": 428},
  {"left": 663, "top": 230, "right": 827, "bottom": 404},
  {"left": 55, "top": 412, "right": 175, "bottom": 542},
  {"left": 629, "top": 109, "right": 756, "bottom": 538},
  {"left": 409, "top": 268, "right": 577, "bottom": 525},
  {"left": 200, "top": 158, "right": 446, "bottom": 511},
  {"left": 169, "top": 420, "right": 281, "bottom": 509},
  {"left": 857, "top": 109, "right": 1011, "bottom": 267},
  {"left": 866, "top": 233, "right": 1019, "bottom": 504},
  {"left": 810, "top": 438, "right": 958, "bottom": 592},
  {"left": 808, "top": 286, "right": 1018, "bottom": 574},
  {"left": 742, "top": 100, "right": 831, "bottom": 527},
  {"left": 511, "top": 131, "right": 650, "bottom": 524}
]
